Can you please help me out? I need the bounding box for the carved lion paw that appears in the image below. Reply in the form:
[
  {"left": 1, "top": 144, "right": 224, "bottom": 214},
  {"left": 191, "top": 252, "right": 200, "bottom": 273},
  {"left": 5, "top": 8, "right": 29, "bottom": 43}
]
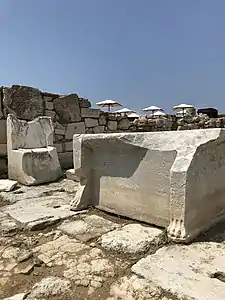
[{"left": 167, "top": 218, "right": 188, "bottom": 242}]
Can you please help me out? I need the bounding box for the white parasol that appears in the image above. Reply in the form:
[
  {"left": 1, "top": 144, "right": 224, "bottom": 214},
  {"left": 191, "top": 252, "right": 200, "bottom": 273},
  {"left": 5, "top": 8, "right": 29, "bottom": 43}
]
[
  {"left": 114, "top": 107, "right": 133, "bottom": 114},
  {"left": 127, "top": 112, "right": 140, "bottom": 119},
  {"left": 173, "top": 104, "right": 194, "bottom": 117},
  {"left": 151, "top": 110, "right": 166, "bottom": 117},
  {"left": 142, "top": 105, "right": 163, "bottom": 116},
  {"left": 96, "top": 100, "right": 122, "bottom": 112}
]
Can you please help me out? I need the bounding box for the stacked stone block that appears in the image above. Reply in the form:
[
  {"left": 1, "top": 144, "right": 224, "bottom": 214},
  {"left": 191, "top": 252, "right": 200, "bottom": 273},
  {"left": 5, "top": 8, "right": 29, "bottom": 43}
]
[
  {"left": 133, "top": 115, "right": 175, "bottom": 131},
  {"left": 0, "top": 85, "right": 134, "bottom": 171},
  {"left": 1, "top": 84, "right": 225, "bottom": 175},
  {"left": 177, "top": 114, "right": 225, "bottom": 130}
]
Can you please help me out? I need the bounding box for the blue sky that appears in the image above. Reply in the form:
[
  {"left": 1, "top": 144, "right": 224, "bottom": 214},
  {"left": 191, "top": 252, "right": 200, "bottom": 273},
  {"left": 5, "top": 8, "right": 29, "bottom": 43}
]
[{"left": 1, "top": 0, "right": 225, "bottom": 113}]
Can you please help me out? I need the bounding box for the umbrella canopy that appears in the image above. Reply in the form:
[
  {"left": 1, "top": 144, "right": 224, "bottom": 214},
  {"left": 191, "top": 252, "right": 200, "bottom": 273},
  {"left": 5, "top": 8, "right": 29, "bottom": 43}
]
[
  {"left": 142, "top": 105, "right": 163, "bottom": 112},
  {"left": 173, "top": 104, "right": 194, "bottom": 110},
  {"left": 96, "top": 100, "right": 122, "bottom": 111},
  {"left": 143, "top": 105, "right": 164, "bottom": 117},
  {"left": 151, "top": 110, "right": 166, "bottom": 117},
  {"left": 114, "top": 107, "right": 133, "bottom": 114},
  {"left": 173, "top": 104, "right": 195, "bottom": 117},
  {"left": 127, "top": 112, "right": 140, "bottom": 118}
]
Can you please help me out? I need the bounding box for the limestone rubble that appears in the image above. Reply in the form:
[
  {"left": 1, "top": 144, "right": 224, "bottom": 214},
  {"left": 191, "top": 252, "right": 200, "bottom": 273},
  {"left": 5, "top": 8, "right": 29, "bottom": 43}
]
[{"left": 0, "top": 178, "right": 224, "bottom": 300}]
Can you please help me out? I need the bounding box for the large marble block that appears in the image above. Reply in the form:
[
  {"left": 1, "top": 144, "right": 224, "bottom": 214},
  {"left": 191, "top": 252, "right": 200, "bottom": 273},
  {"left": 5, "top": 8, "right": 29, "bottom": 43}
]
[
  {"left": 7, "top": 114, "right": 62, "bottom": 185},
  {"left": 70, "top": 130, "right": 225, "bottom": 243}
]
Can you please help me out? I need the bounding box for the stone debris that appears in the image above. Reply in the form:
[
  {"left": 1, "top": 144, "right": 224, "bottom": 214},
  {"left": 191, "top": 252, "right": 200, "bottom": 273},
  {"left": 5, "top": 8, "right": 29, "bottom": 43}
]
[
  {"left": 0, "top": 180, "right": 17, "bottom": 192},
  {"left": 0, "top": 178, "right": 79, "bottom": 204},
  {"left": 66, "top": 169, "right": 79, "bottom": 181},
  {"left": 58, "top": 214, "right": 120, "bottom": 242},
  {"left": 0, "top": 247, "right": 32, "bottom": 266},
  {"left": 17, "top": 251, "right": 33, "bottom": 263},
  {"left": 3, "top": 195, "right": 77, "bottom": 228},
  {"left": 99, "top": 224, "right": 164, "bottom": 254},
  {"left": 0, "top": 212, "right": 20, "bottom": 234},
  {"left": 13, "top": 262, "right": 36, "bottom": 275},
  {"left": 0, "top": 176, "right": 225, "bottom": 299},
  {"left": 132, "top": 242, "right": 225, "bottom": 300},
  {"left": 26, "top": 216, "right": 60, "bottom": 231},
  {"left": 63, "top": 247, "right": 127, "bottom": 293},
  {"left": 2, "top": 179, "right": 83, "bottom": 228},
  {"left": 33, "top": 234, "right": 127, "bottom": 294},
  {"left": 26, "top": 277, "right": 71, "bottom": 299},
  {"left": 0, "top": 245, "right": 35, "bottom": 297},
  {"left": 3, "top": 294, "right": 27, "bottom": 300},
  {"left": 49, "top": 178, "right": 79, "bottom": 193},
  {"left": 33, "top": 235, "right": 89, "bottom": 267},
  {"left": 107, "top": 275, "right": 165, "bottom": 300}
]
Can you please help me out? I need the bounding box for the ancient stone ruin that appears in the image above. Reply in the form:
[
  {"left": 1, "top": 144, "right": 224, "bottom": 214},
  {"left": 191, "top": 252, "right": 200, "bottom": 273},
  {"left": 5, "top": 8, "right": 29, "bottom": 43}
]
[
  {"left": 71, "top": 130, "right": 225, "bottom": 243},
  {"left": 7, "top": 114, "right": 61, "bottom": 185},
  {"left": 0, "top": 85, "right": 136, "bottom": 176},
  {"left": 1, "top": 84, "right": 225, "bottom": 300},
  {"left": 1, "top": 85, "right": 225, "bottom": 178}
]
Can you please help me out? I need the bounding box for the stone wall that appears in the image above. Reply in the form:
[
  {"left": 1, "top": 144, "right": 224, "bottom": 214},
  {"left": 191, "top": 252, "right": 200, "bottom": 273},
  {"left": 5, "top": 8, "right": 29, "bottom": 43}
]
[
  {"left": 1, "top": 84, "right": 225, "bottom": 176},
  {"left": 0, "top": 85, "right": 134, "bottom": 174},
  {"left": 132, "top": 114, "right": 225, "bottom": 131}
]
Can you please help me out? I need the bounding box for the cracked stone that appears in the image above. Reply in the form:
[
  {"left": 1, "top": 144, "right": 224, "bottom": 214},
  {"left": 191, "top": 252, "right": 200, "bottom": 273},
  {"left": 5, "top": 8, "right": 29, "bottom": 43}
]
[
  {"left": 0, "top": 180, "right": 18, "bottom": 192},
  {"left": 33, "top": 235, "right": 89, "bottom": 266},
  {"left": 14, "top": 262, "right": 35, "bottom": 275},
  {"left": 132, "top": 242, "right": 225, "bottom": 300},
  {"left": 2, "top": 194, "right": 79, "bottom": 228},
  {"left": 3, "top": 293, "right": 27, "bottom": 300},
  {"left": 33, "top": 234, "right": 127, "bottom": 293},
  {"left": 58, "top": 214, "right": 120, "bottom": 242},
  {"left": 17, "top": 252, "right": 33, "bottom": 263},
  {"left": 98, "top": 224, "right": 164, "bottom": 254},
  {"left": 66, "top": 169, "right": 79, "bottom": 181},
  {"left": 0, "top": 178, "right": 78, "bottom": 204},
  {"left": 107, "top": 275, "right": 162, "bottom": 300},
  {"left": 63, "top": 247, "right": 127, "bottom": 292},
  {"left": 0, "top": 245, "right": 33, "bottom": 284},
  {"left": 27, "top": 276, "right": 71, "bottom": 299},
  {"left": 0, "top": 212, "right": 20, "bottom": 234},
  {"left": 27, "top": 216, "right": 60, "bottom": 231}
]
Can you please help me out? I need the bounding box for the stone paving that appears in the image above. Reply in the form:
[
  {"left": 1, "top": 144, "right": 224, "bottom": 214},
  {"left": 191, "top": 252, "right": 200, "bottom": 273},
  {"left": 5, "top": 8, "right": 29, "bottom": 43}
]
[{"left": 0, "top": 177, "right": 225, "bottom": 300}]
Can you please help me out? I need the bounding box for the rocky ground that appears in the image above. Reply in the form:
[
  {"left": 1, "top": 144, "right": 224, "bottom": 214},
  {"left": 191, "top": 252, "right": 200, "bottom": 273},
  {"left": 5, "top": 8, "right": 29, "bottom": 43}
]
[{"left": 0, "top": 177, "right": 225, "bottom": 300}]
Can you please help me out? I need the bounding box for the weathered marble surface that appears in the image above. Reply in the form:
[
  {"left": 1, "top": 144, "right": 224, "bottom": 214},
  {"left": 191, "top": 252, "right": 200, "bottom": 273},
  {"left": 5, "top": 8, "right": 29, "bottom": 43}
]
[
  {"left": 1, "top": 178, "right": 81, "bottom": 230},
  {"left": 98, "top": 224, "right": 164, "bottom": 254},
  {"left": 71, "top": 130, "right": 225, "bottom": 243},
  {"left": 0, "top": 177, "right": 224, "bottom": 300},
  {"left": 132, "top": 242, "right": 225, "bottom": 300},
  {"left": 0, "top": 179, "right": 17, "bottom": 192},
  {"left": 7, "top": 114, "right": 62, "bottom": 185}
]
